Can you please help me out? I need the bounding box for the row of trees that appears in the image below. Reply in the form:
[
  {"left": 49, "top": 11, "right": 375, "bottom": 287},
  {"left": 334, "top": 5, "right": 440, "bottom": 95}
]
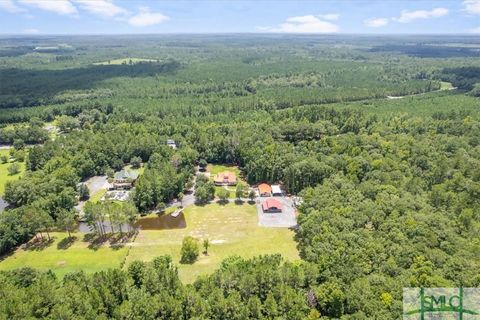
[
  {"left": 0, "top": 254, "right": 334, "bottom": 319},
  {"left": 84, "top": 201, "right": 138, "bottom": 236}
]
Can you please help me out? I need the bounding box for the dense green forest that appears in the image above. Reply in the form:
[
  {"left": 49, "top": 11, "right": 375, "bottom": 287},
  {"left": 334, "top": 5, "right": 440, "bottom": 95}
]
[{"left": 0, "top": 35, "right": 479, "bottom": 319}]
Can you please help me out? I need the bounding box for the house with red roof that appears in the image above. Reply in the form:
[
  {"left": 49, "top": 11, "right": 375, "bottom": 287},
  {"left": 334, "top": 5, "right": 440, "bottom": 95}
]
[{"left": 262, "top": 198, "right": 283, "bottom": 213}]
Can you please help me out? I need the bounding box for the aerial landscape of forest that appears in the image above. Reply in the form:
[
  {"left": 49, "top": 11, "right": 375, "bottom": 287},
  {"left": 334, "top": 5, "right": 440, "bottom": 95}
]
[{"left": 0, "top": 0, "right": 480, "bottom": 319}]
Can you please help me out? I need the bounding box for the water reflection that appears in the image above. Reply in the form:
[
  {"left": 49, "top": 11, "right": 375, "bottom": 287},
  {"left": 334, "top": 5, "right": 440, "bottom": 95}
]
[
  {"left": 77, "top": 212, "right": 186, "bottom": 233},
  {"left": 135, "top": 212, "right": 186, "bottom": 230}
]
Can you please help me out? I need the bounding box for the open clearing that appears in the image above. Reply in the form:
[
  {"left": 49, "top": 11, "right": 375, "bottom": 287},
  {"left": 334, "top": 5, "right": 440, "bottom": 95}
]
[
  {"left": 0, "top": 203, "right": 298, "bottom": 283},
  {"left": 0, "top": 232, "right": 128, "bottom": 279},
  {"left": 126, "top": 202, "right": 299, "bottom": 283},
  {"left": 0, "top": 149, "right": 25, "bottom": 196},
  {"left": 93, "top": 58, "right": 159, "bottom": 65}
]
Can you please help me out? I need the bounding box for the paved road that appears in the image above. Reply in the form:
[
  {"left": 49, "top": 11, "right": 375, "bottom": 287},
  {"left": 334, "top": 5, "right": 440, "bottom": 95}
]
[{"left": 75, "top": 175, "right": 109, "bottom": 214}]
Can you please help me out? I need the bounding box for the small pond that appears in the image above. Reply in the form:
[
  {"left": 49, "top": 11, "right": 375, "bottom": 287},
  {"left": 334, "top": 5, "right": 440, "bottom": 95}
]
[
  {"left": 135, "top": 212, "right": 187, "bottom": 230},
  {"left": 77, "top": 212, "right": 186, "bottom": 233}
]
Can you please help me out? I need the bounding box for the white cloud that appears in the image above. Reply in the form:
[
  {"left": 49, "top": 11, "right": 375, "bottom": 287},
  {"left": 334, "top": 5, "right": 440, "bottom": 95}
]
[
  {"left": 393, "top": 7, "right": 448, "bottom": 23},
  {"left": 463, "top": 0, "right": 480, "bottom": 15},
  {"left": 73, "top": 0, "right": 128, "bottom": 18},
  {"left": 364, "top": 17, "right": 389, "bottom": 27},
  {"left": 257, "top": 15, "right": 339, "bottom": 33},
  {"left": 318, "top": 13, "right": 339, "bottom": 21},
  {"left": 23, "top": 28, "right": 39, "bottom": 33},
  {"left": 128, "top": 6, "right": 169, "bottom": 27},
  {"left": 0, "top": 0, "right": 26, "bottom": 13},
  {"left": 19, "top": 0, "right": 77, "bottom": 15}
]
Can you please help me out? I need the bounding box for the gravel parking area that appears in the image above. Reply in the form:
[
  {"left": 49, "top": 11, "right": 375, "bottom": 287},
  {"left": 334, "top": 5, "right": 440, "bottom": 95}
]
[{"left": 256, "top": 196, "right": 297, "bottom": 228}]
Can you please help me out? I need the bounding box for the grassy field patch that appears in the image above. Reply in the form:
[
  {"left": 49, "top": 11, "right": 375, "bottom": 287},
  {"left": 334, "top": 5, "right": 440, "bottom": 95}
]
[
  {"left": 0, "top": 149, "right": 26, "bottom": 196},
  {"left": 440, "top": 81, "right": 454, "bottom": 90},
  {"left": 126, "top": 202, "right": 299, "bottom": 283},
  {"left": 206, "top": 164, "right": 241, "bottom": 177},
  {"left": 0, "top": 232, "right": 128, "bottom": 278}
]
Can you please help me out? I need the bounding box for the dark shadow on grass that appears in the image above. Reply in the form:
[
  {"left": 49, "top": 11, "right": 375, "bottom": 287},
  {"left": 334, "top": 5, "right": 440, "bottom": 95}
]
[
  {"left": 234, "top": 199, "right": 245, "bottom": 205},
  {"left": 82, "top": 231, "right": 137, "bottom": 251},
  {"left": 109, "top": 232, "right": 135, "bottom": 250},
  {"left": 24, "top": 237, "right": 54, "bottom": 251},
  {"left": 247, "top": 200, "right": 256, "bottom": 205},
  {"left": 216, "top": 199, "right": 229, "bottom": 206},
  {"left": 194, "top": 200, "right": 211, "bottom": 207},
  {"left": 57, "top": 236, "right": 77, "bottom": 250},
  {"left": 0, "top": 250, "right": 14, "bottom": 263},
  {"left": 83, "top": 233, "right": 111, "bottom": 251}
]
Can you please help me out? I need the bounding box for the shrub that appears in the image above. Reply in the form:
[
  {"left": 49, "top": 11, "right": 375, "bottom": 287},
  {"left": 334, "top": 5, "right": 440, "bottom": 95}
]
[
  {"left": 130, "top": 156, "right": 142, "bottom": 169},
  {"left": 180, "top": 236, "right": 199, "bottom": 264},
  {"left": 7, "top": 162, "right": 20, "bottom": 175}
]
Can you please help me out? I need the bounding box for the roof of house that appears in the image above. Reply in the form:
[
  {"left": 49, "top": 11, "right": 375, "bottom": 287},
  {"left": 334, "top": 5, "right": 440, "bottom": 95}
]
[
  {"left": 271, "top": 185, "right": 282, "bottom": 194},
  {"left": 166, "top": 139, "right": 176, "bottom": 144},
  {"left": 213, "top": 171, "right": 237, "bottom": 183},
  {"left": 258, "top": 183, "right": 272, "bottom": 194},
  {"left": 262, "top": 198, "right": 283, "bottom": 211},
  {"left": 114, "top": 170, "right": 139, "bottom": 181}
]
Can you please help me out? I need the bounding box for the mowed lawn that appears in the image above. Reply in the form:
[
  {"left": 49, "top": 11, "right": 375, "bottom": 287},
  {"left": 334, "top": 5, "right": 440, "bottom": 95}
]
[
  {"left": 0, "top": 232, "right": 128, "bottom": 278},
  {"left": 0, "top": 149, "right": 26, "bottom": 195},
  {"left": 126, "top": 202, "right": 299, "bottom": 283},
  {"left": 207, "top": 164, "right": 241, "bottom": 177}
]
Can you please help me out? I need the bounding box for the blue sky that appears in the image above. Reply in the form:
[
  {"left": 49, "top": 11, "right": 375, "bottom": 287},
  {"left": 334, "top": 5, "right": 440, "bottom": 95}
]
[{"left": 0, "top": 0, "right": 479, "bottom": 34}]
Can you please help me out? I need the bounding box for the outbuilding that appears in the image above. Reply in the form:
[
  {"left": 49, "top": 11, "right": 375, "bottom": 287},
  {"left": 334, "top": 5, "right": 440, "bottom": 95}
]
[
  {"left": 258, "top": 183, "right": 272, "bottom": 197},
  {"left": 262, "top": 198, "right": 283, "bottom": 213},
  {"left": 271, "top": 185, "right": 282, "bottom": 197}
]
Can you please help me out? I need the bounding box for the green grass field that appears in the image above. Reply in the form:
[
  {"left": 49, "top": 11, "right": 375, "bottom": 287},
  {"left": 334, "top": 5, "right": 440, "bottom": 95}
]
[
  {"left": 0, "top": 232, "right": 128, "bottom": 278},
  {"left": 0, "top": 203, "right": 298, "bottom": 283},
  {"left": 440, "top": 81, "right": 454, "bottom": 90},
  {"left": 0, "top": 149, "right": 26, "bottom": 196},
  {"left": 93, "top": 58, "right": 158, "bottom": 65},
  {"left": 126, "top": 202, "right": 299, "bottom": 283},
  {"left": 207, "top": 164, "right": 241, "bottom": 176}
]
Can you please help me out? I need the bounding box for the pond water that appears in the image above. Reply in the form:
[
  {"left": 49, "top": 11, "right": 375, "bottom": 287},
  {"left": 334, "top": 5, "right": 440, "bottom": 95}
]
[
  {"left": 77, "top": 212, "right": 186, "bottom": 233},
  {"left": 135, "top": 212, "right": 187, "bottom": 230}
]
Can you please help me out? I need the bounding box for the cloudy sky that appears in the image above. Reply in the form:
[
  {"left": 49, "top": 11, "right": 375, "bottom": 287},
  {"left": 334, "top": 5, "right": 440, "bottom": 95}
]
[{"left": 0, "top": 0, "right": 479, "bottom": 34}]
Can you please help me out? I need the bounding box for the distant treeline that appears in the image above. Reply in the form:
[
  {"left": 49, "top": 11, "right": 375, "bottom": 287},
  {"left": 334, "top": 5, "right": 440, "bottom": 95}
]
[
  {"left": 0, "top": 60, "right": 181, "bottom": 109},
  {"left": 369, "top": 44, "right": 480, "bottom": 58}
]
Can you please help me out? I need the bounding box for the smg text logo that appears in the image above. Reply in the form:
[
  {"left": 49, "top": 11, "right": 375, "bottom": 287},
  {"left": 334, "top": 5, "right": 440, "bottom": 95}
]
[{"left": 403, "top": 288, "right": 480, "bottom": 319}]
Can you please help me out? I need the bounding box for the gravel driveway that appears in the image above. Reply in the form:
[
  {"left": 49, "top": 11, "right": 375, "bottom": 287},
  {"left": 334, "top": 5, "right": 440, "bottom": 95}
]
[{"left": 256, "top": 196, "right": 297, "bottom": 228}]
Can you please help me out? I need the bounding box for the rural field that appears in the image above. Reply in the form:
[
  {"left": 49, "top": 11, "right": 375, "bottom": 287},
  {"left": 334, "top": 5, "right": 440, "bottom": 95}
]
[
  {"left": 0, "top": 11, "right": 479, "bottom": 317},
  {"left": 0, "top": 202, "right": 298, "bottom": 282},
  {"left": 126, "top": 202, "right": 299, "bottom": 283},
  {"left": 0, "top": 232, "right": 128, "bottom": 278}
]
